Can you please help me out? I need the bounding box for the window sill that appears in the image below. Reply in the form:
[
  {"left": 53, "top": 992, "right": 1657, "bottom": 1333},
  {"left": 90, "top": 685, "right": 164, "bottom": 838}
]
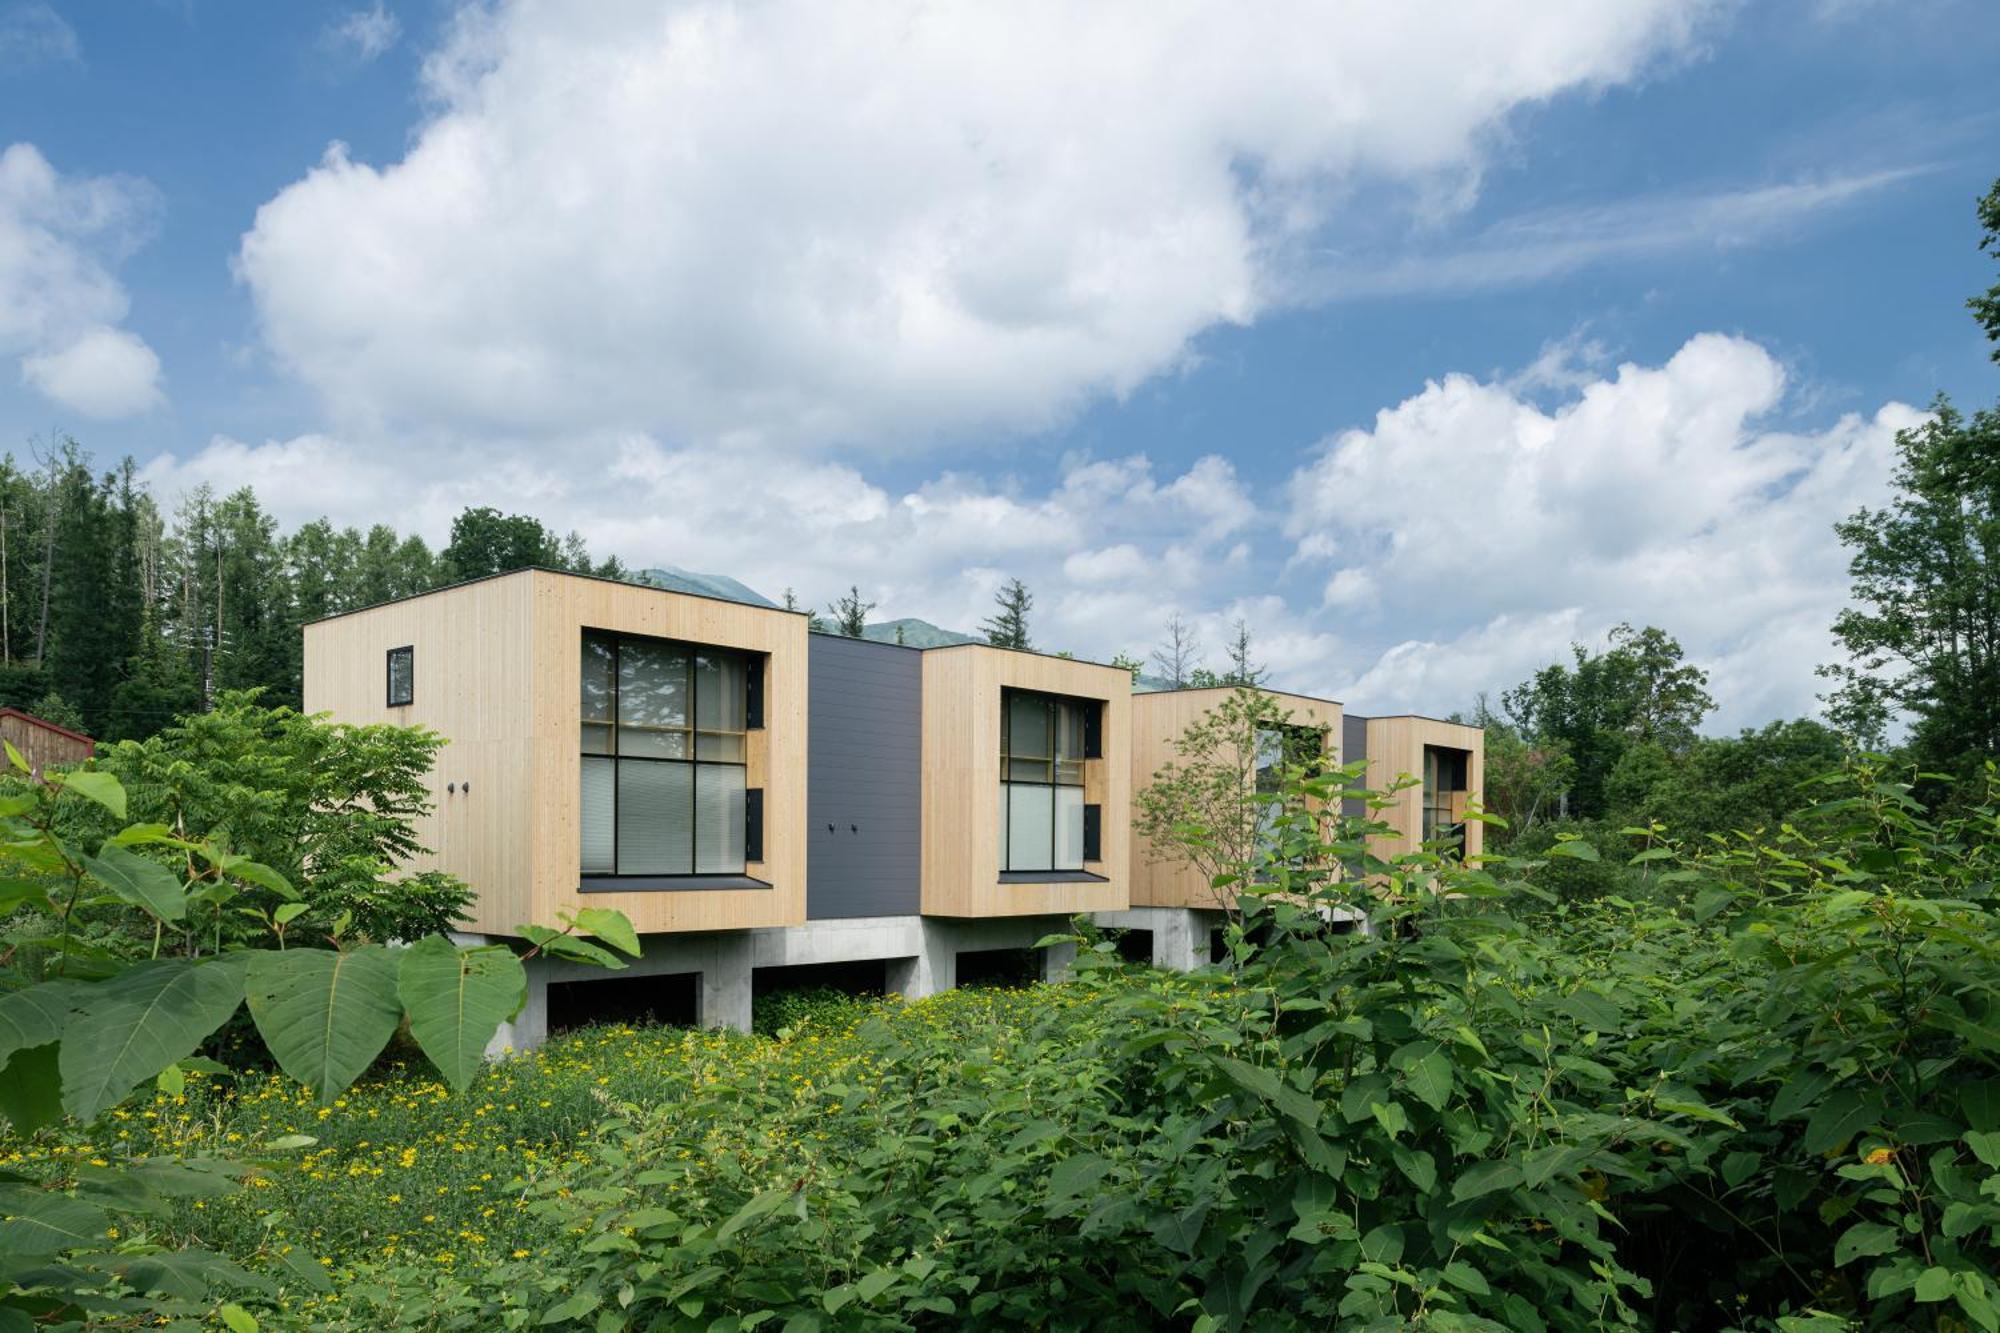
[
  {"left": 579, "top": 874, "right": 773, "bottom": 893},
  {"left": 998, "top": 870, "right": 1109, "bottom": 885}
]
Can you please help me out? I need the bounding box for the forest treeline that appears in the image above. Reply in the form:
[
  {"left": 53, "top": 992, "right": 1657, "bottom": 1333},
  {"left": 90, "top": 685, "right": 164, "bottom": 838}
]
[{"left": 0, "top": 444, "right": 631, "bottom": 742}]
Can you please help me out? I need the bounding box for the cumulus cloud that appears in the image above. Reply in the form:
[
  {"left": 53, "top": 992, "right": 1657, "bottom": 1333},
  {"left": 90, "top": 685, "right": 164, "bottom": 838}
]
[
  {"left": 138, "top": 332, "right": 1915, "bottom": 729},
  {"left": 0, "top": 143, "right": 165, "bottom": 417},
  {"left": 1287, "top": 333, "right": 1923, "bottom": 727},
  {"left": 239, "top": 0, "right": 1711, "bottom": 445},
  {"left": 21, "top": 325, "right": 163, "bottom": 417}
]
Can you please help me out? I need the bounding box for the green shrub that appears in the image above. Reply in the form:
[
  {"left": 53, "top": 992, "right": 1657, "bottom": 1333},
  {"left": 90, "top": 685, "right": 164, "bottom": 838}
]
[{"left": 751, "top": 986, "right": 879, "bottom": 1036}]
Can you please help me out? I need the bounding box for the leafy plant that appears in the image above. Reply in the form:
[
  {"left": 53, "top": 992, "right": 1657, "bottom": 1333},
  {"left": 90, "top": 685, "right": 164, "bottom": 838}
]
[{"left": 0, "top": 760, "right": 638, "bottom": 1327}]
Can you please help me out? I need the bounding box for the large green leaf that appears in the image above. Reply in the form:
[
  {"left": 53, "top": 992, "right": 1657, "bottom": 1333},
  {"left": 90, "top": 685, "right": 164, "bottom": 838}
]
[
  {"left": 1390, "top": 1042, "right": 1454, "bottom": 1112},
  {"left": 60, "top": 957, "right": 249, "bottom": 1123},
  {"left": 0, "top": 1045, "right": 64, "bottom": 1133},
  {"left": 245, "top": 946, "right": 402, "bottom": 1103},
  {"left": 82, "top": 845, "right": 188, "bottom": 922},
  {"left": 397, "top": 936, "right": 526, "bottom": 1092},
  {"left": 1803, "top": 1088, "right": 1880, "bottom": 1155},
  {"left": 0, "top": 1191, "right": 110, "bottom": 1257},
  {"left": 571, "top": 907, "right": 641, "bottom": 958},
  {"left": 0, "top": 981, "right": 78, "bottom": 1068},
  {"left": 55, "top": 770, "right": 126, "bottom": 821}
]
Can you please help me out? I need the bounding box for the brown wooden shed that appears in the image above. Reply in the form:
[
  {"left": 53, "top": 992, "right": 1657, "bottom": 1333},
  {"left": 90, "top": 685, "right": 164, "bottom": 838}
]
[{"left": 0, "top": 708, "right": 96, "bottom": 777}]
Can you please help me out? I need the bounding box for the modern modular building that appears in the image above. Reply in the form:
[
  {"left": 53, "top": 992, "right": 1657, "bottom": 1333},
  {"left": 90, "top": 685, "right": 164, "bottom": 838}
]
[{"left": 301, "top": 567, "right": 1479, "bottom": 1048}]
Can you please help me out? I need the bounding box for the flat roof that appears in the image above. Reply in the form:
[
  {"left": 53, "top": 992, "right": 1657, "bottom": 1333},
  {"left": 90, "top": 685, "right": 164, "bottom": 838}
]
[
  {"left": 918, "top": 638, "right": 1135, "bottom": 674},
  {"left": 302, "top": 565, "right": 813, "bottom": 628},
  {"left": 1135, "top": 683, "right": 1344, "bottom": 708}
]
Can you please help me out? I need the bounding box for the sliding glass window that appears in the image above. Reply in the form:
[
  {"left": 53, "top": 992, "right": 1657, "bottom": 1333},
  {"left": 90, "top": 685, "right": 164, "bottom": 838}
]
[
  {"left": 580, "top": 631, "right": 749, "bottom": 878},
  {"left": 999, "top": 689, "right": 1090, "bottom": 873}
]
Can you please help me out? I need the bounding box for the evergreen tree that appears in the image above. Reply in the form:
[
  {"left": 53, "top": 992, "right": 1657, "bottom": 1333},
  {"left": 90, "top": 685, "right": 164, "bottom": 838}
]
[
  {"left": 1219, "top": 619, "right": 1267, "bottom": 687},
  {"left": 828, "top": 585, "right": 876, "bottom": 637},
  {"left": 982, "top": 578, "right": 1032, "bottom": 650}
]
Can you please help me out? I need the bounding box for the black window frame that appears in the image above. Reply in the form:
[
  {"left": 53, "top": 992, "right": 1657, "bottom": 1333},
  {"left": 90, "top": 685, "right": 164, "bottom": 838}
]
[
  {"left": 579, "top": 629, "right": 765, "bottom": 885},
  {"left": 386, "top": 646, "right": 414, "bottom": 707},
  {"left": 998, "top": 688, "right": 1099, "bottom": 874},
  {"left": 1421, "top": 744, "right": 1469, "bottom": 859}
]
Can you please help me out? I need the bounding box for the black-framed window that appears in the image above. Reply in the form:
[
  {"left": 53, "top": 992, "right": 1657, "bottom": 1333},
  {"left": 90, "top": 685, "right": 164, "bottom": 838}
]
[
  {"left": 1422, "top": 745, "right": 1469, "bottom": 858},
  {"left": 579, "top": 630, "right": 759, "bottom": 878},
  {"left": 386, "top": 646, "right": 414, "bottom": 707},
  {"left": 999, "top": 689, "right": 1096, "bottom": 873},
  {"left": 1252, "top": 723, "right": 1329, "bottom": 856}
]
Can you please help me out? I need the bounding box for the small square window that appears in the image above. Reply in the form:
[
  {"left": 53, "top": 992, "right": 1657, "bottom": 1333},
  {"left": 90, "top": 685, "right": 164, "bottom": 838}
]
[{"left": 387, "top": 646, "right": 414, "bottom": 707}]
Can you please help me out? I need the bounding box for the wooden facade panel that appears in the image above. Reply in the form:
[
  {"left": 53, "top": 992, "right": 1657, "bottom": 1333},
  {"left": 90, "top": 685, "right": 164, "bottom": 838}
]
[
  {"left": 305, "top": 569, "right": 810, "bottom": 938},
  {"left": 524, "top": 571, "right": 809, "bottom": 935},
  {"left": 1127, "top": 687, "right": 1344, "bottom": 910},
  {"left": 1362, "top": 715, "right": 1485, "bottom": 864},
  {"left": 920, "top": 646, "right": 1131, "bottom": 917},
  {"left": 302, "top": 574, "right": 538, "bottom": 933}
]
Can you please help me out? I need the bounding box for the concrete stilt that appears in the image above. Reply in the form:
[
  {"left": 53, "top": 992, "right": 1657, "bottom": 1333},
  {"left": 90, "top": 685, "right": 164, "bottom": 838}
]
[
  {"left": 486, "top": 957, "right": 549, "bottom": 1059},
  {"left": 698, "top": 933, "right": 755, "bottom": 1033},
  {"left": 1091, "top": 907, "right": 1217, "bottom": 973}
]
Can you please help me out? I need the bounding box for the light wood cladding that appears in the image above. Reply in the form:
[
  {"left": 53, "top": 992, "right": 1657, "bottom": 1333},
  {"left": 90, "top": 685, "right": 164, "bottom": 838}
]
[
  {"left": 1128, "top": 687, "right": 1344, "bottom": 910},
  {"left": 1361, "top": 715, "right": 1485, "bottom": 864},
  {"left": 304, "top": 569, "right": 809, "bottom": 937},
  {"left": 920, "top": 646, "right": 1131, "bottom": 917}
]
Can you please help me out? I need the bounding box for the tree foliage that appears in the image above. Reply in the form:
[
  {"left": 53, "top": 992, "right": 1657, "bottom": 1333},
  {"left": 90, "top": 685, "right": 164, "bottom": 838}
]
[
  {"left": 1822, "top": 397, "right": 2000, "bottom": 776},
  {"left": 0, "top": 454, "right": 641, "bottom": 742},
  {"left": 1972, "top": 175, "right": 2000, "bottom": 360},
  {"left": 982, "top": 577, "right": 1033, "bottom": 650},
  {"left": 63, "top": 692, "right": 473, "bottom": 945},
  {"left": 0, "top": 764, "right": 636, "bottom": 1328},
  {"left": 827, "top": 584, "right": 876, "bottom": 637},
  {"left": 1501, "top": 622, "right": 1714, "bottom": 820}
]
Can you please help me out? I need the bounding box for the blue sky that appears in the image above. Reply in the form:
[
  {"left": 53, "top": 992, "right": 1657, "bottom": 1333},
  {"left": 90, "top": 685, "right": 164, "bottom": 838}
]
[{"left": 2, "top": 0, "right": 1996, "bottom": 727}]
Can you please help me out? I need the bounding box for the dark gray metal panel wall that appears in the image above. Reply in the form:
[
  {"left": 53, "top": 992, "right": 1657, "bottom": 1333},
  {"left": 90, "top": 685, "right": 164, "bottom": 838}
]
[
  {"left": 1341, "top": 714, "right": 1370, "bottom": 820},
  {"left": 807, "top": 635, "right": 922, "bottom": 919}
]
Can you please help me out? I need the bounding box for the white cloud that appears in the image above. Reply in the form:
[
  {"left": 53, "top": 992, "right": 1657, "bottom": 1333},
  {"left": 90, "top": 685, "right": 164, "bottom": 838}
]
[
  {"left": 1287, "top": 333, "right": 1924, "bottom": 727},
  {"left": 327, "top": 4, "right": 401, "bottom": 62},
  {"left": 0, "top": 143, "right": 165, "bottom": 418},
  {"left": 139, "top": 333, "right": 1913, "bottom": 731},
  {"left": 1304, "top": 166, "right": 1932, "bottom": 300},
  {"left": 240, "top": 0, "right": 1711, "bottom": 445},
  {"left": 21, "top": 325, "right": 162, "bottom": 417},
  {"left": 0, "top": 2, "right": 79, "bottom": 71}
]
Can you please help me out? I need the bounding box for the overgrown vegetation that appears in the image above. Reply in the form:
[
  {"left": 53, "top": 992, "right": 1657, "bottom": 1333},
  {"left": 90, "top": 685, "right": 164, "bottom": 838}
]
[{"left": 9, "top": 740, "right": 1997, "bottom": 1330}]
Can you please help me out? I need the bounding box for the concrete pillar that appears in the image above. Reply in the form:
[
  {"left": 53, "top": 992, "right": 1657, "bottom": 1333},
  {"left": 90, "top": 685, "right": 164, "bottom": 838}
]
[
  {"left": 1040, "top": 937, "right": 1078, "bottom": 983},
  {"left": 698, "top": 933, "right": 754, "bottom": 1033},
  {"left": 487, "top": 957, "right": 549, "bottom": 1058},
  {"left": 888, "top": 920, "right": 956, "bottom": 1000},
  {"left": 1150, "top": 909, "right": 1207, "bottom": 973}
]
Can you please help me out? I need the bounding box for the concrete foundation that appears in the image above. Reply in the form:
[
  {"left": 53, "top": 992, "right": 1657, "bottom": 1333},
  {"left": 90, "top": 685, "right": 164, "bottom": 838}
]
[
  {"left": 1093, "top": 907, "right": 1219, "bottom": 971},
  {"left": 473, "top": 912, "right": 1083, "bottom": 1056}
]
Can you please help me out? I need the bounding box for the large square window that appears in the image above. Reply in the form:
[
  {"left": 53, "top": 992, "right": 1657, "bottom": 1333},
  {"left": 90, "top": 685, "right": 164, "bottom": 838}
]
[
  {"left": 579, "top": 631, "right": 758, "bottom": 879},
  {"left": 998, "top": 689, "right": 1096, "bottom": 873}
]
